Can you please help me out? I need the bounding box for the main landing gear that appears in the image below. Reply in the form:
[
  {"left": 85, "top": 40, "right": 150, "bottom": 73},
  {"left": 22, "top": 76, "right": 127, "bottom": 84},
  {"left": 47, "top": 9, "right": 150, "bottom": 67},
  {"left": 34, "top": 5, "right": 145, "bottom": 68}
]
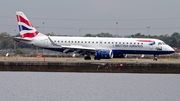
[{"left": 84, "top": 54, "right": 91, "bottom": 60}]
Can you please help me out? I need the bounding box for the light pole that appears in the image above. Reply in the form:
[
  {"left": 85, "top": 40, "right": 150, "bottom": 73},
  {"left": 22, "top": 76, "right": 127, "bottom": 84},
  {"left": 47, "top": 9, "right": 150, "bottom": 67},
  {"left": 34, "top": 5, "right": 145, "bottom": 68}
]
[
  {"left": 42, "top": 22, "right": 45, "bottom": 55},
  {"left": 43, "top": 22, "right": 45, "bottom": 33},
  {"left": 146, "top": 26, "right": 150, "bottom": 35},
  {"left": 14, "top": 29, "right": 16, "bottom": 54},
  {"left": 35, "top": 26, "right": 39, "bottom": 54},
  {"left": 116, "top": 22, "right": 118, "bottom": 35},
  {"left": 79, "top": 29, "right": 81, "bottom": 36}
]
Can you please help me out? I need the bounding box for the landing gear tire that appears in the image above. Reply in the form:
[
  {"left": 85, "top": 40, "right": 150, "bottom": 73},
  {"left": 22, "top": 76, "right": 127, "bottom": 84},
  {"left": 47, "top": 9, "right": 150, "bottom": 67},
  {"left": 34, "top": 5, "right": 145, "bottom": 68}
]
[
  {"left": 94, "top": 56, "right": 100, "bottom": 60},
  {"left": 153, "top": 55, "right": 158, "bottom": 61},
  {"left": 84, "top": 56, "right": 91, "bottom": 60},
  {"left": 153, "top": 57, "right": 157, "bottom": 61}
]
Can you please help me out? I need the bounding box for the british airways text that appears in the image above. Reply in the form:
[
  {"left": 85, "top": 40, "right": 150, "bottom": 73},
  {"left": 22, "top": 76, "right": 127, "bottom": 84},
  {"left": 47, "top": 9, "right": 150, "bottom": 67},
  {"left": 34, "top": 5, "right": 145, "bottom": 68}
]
[{"left": 114, "top": 44, "right": 143, "bottom": 48}]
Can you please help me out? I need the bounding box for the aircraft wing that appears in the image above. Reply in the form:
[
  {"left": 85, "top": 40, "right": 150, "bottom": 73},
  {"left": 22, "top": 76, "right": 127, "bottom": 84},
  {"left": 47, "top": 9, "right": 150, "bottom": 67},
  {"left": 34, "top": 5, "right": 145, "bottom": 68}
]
[
  {"left": 48, "top": 36, "right": 96, "bottom": 53},
  {"left": 61, "top": 45, "right": 96, "bottom": 51},
  {"left": 60, "top": 45, "right": 96, "bottom": 55}
]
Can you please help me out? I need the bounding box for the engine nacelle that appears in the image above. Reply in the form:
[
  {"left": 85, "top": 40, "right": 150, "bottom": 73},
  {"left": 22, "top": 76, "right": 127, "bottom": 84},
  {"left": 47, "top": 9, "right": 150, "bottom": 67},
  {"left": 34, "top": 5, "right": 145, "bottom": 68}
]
[{"left": 94, "top": 50, "right": 113, "bottom": 59}]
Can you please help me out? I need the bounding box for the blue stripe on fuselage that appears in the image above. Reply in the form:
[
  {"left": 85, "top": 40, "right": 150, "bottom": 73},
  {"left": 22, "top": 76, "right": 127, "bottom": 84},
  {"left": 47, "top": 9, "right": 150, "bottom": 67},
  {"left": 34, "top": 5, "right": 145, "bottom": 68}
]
[
  {"left": 112, "top": 50, "right": 174, "bottom": 54},
  {"left": 43, "top": 48, "right": 174, "bottom": 55}
]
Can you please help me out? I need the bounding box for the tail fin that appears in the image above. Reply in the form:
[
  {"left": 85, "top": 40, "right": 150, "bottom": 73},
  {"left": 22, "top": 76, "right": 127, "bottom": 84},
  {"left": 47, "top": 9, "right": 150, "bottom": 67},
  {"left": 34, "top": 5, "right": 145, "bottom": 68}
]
[{"left": 16, "top": 11, "right": 39, "bottom": 38}]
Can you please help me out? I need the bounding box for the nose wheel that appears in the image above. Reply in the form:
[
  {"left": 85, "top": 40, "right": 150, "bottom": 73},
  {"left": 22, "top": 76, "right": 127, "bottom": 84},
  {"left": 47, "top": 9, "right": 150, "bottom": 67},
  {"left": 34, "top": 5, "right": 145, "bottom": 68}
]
[{"left": 153, "top": 54, "right": 158, "bottom": 61}]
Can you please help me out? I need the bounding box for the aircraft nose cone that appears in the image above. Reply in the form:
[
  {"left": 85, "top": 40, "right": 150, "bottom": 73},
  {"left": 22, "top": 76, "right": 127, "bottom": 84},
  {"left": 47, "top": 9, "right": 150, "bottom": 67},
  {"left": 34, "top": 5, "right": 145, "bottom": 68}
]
[{"left": 169, "top": 46, "right": 175, "bottom": 53}]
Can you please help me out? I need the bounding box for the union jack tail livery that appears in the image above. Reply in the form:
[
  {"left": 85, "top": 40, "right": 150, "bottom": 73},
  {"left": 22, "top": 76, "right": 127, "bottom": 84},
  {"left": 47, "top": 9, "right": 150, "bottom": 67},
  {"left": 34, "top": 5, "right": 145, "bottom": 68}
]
[{"left": 16, "top": 11, "right": 39, "bottom": 38}]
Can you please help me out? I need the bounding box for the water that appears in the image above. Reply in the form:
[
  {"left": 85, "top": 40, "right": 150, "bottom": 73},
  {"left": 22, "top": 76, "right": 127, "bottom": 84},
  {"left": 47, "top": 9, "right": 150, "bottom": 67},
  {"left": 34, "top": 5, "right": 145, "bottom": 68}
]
[{"left": 0, "top": 72, "right": 179, "bottom": 101}]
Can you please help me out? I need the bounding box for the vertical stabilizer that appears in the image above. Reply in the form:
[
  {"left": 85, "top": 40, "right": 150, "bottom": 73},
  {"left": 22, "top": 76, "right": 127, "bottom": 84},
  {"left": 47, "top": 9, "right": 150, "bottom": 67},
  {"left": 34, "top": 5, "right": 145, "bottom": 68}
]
[{"left": 16, "top": 11, "right": 43, "bottom": 38}]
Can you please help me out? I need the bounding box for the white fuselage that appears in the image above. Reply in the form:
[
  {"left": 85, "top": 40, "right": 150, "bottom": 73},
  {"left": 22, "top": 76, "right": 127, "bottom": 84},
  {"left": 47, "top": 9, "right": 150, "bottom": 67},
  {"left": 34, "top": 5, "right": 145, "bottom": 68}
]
[{"left": 22, "top": 35, "right": 175, "bottom": 55}]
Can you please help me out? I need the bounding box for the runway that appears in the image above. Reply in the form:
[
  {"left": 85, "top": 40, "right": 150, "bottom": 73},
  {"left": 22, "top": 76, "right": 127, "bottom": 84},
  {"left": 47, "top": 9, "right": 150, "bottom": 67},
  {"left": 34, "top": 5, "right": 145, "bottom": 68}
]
[{"left": 0, "top": 56, "right": 180, "bottom": 64}]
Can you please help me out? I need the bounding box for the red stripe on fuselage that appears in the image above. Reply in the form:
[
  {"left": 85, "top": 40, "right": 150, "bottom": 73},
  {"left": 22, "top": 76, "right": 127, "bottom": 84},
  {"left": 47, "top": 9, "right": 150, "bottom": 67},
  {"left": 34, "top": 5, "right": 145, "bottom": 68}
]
[
  {"left": 137, "top": 40, "right": 154, "bottom": 42},
  {"left": 20, "top": 31, "right": 39, "bottom": 38},
  {"left": 16, "top": 15, "right": 34, "bottom": 27}
]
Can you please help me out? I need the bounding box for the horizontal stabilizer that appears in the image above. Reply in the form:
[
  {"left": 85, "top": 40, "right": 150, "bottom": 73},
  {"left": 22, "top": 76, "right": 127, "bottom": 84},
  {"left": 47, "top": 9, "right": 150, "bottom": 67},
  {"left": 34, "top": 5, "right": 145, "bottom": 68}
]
[{"left": 13, "top": 37, "right": 33, "bottom": 41}]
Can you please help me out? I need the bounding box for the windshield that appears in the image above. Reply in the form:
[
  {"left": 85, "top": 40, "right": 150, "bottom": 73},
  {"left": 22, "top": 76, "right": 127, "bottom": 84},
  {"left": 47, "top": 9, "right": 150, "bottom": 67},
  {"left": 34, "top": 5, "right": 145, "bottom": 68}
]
[{"left": 158, "top": 42, "right": 166, "bottom": 45}]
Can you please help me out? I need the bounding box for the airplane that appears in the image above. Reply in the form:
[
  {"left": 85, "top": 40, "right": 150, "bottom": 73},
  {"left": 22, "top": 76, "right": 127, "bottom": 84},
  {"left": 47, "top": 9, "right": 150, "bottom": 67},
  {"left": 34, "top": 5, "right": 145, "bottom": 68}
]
[{"left": 14, "top": 11, "right": 175, "bottom": 60}]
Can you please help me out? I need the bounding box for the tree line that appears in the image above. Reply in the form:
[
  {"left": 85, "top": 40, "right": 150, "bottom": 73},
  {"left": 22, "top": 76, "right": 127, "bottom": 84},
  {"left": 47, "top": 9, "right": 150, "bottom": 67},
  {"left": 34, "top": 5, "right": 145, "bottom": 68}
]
[{"left": 0, "top": 32, "right": 180, "bottom": 51}]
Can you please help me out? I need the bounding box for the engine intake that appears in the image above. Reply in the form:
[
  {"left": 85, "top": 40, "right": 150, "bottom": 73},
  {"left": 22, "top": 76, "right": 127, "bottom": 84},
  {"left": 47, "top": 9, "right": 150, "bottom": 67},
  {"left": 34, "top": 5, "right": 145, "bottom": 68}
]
[{"left": 94, "top": 50, "right": 113, "bottom": 59}]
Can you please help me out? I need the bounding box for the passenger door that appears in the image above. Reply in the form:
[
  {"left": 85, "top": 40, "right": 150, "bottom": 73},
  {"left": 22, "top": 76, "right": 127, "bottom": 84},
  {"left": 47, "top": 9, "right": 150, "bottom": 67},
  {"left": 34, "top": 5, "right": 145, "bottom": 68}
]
[{"left": 44, "top": 39, "right": 48, "bottom": 47}]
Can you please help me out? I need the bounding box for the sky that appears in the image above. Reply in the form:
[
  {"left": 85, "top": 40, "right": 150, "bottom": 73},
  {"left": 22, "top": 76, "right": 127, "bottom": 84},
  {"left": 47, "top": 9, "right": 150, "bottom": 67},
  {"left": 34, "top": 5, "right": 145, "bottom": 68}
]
[{"left": 1, "top": 0, "right": 180, "bottom": 36}]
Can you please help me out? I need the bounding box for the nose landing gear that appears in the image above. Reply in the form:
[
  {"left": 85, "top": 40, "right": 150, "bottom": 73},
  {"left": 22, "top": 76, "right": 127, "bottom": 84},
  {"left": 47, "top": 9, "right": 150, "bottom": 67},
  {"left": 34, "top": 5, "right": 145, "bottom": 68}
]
[{"left": 153, "top": 54, "right": 158, "bottom": 61}]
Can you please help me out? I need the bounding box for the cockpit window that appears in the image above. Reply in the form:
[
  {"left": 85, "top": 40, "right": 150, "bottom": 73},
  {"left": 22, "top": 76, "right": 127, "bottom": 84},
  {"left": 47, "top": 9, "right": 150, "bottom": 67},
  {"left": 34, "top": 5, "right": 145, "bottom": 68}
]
[
  {"left": 158, "top": 42, "right": 162, "bottom": 45},
  {"left": 158, "top": 42, "right": 166, "bottom": 45}
]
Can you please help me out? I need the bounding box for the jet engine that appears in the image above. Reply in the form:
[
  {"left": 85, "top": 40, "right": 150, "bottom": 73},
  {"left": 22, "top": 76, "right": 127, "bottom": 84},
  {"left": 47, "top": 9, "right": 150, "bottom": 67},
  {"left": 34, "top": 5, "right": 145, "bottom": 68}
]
[{"left": 94, "top": 50, "right": 113, "bottom": 60}]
